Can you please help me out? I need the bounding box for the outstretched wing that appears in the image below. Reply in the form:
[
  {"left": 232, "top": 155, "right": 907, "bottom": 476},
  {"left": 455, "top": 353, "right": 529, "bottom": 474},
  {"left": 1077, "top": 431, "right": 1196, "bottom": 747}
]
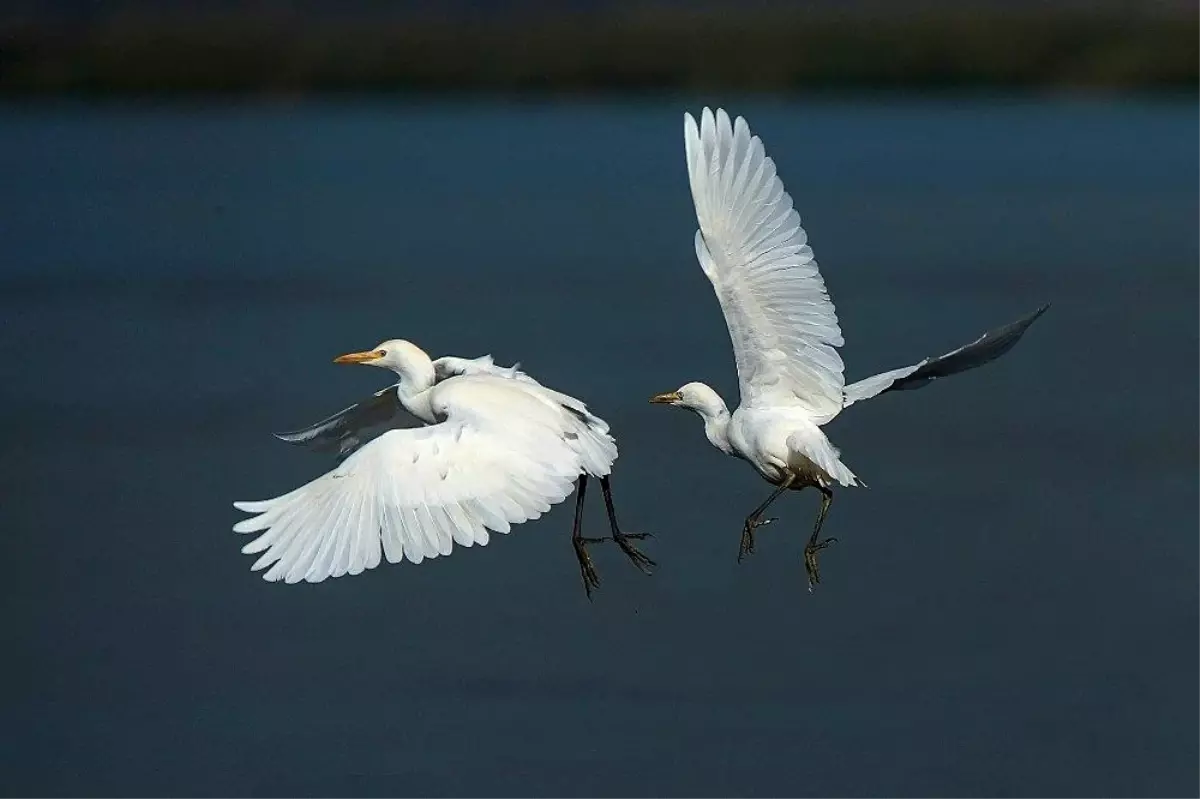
[
  {"left": 233, "top": 377, "right": 583, "bottom": 584},
  {"left": 842, "top": 304, "right": 1049, "bottom": 409},
  {"left": 273, "top": 384, "right": 421, "bottom": 461},
  {"left": 685, "top": 107, "right": 845, "bottom": 423}
]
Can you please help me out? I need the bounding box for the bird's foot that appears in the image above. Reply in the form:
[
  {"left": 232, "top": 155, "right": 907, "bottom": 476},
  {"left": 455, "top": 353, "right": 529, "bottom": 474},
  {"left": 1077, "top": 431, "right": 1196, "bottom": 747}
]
[
  {"left": 610, "top": 531, "right": 655, "bottom": 575},
  {"left": 572, "top": 538, "right": 601, "bottom": 600},
  {"left": 738, "top": 517, "right": 776, "bottom": 562},
  {"left": 589, "top": 531, "right": 655, "bottom": 574},
  {"left": 803, "top": 537, "right": 837, "bottom": 592}
]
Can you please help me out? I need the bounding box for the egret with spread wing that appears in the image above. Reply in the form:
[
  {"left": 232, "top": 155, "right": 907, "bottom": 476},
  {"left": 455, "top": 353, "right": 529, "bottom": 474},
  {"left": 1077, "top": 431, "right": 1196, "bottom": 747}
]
[
  {"left": 651, "top": 108, "right": 1047, "bottom": 589},
  {"left": 234, "top": 341, "right": 652, "bottom": 596}
]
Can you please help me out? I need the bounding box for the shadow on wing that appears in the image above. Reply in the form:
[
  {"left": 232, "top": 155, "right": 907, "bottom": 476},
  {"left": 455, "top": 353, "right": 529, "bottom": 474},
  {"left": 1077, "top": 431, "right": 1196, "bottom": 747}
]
[
  {"left": 274, "top": 384, "right": 423, "bottom": 461},
  {"left": 888, "top": 303, "right": 1050, "bottom": 393}
]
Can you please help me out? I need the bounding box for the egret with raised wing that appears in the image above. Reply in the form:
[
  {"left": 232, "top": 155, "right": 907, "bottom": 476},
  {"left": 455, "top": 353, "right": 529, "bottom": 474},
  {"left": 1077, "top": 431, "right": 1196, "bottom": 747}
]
[
  {"left": 651, "top": 108, "right": 1047, "bottom": 589},
  {"left": 234, "top": 341, "right": 652, "bottom": 596}
]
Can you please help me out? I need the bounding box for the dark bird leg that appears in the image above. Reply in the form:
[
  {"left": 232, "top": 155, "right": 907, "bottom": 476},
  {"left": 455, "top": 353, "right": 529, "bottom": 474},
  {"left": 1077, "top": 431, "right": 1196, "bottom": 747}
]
[
  {"left": 803, "top": 486, "right": 837, "bottom": 591},
  {"left": 740, "top": 472, "right": 795, "bottom": 562},
  {"left": 570, "top": 475, "right": 601, "bottom": 599},
  {"left": 599, "top": 476, "right": 655, "bottom": 574}
]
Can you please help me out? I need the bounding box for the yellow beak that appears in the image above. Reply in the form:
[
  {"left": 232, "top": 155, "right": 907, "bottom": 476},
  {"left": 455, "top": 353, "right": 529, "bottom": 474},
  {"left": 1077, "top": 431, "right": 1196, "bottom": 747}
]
[
  {"left": 649, "top": 391, "right": 682, "bottom": 404},
  {"left": 333, "top": 349, "right": 385, "bottom": 365}
]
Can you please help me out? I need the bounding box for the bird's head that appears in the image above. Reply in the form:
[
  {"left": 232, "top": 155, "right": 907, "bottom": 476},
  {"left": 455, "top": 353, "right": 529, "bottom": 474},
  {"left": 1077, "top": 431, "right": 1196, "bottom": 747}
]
[
  {"left": 649, "top": 381, "right": 727, "bottom": 416},
  {"left": 334, "top": 339, "right": 434, "bottom": 385}
]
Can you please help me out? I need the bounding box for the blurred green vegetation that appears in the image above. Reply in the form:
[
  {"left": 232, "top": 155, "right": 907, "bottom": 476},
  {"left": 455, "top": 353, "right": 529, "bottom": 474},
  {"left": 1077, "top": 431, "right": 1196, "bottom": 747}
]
[{"left": 1, "top": 7, "right": 1195, "bottom": 94}]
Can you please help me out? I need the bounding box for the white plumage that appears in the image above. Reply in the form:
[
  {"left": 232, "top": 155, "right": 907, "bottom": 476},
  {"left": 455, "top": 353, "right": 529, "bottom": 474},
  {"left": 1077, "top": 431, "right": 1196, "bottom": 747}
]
[
  {"left": 685, "top": 107, "right": 846, "bottom": 424},
  {"left": 654, "top": 108, "right": 1047, "bottom": 588},
  {"left": 234, "top": 340, "right": 647, "bottom": 591}
]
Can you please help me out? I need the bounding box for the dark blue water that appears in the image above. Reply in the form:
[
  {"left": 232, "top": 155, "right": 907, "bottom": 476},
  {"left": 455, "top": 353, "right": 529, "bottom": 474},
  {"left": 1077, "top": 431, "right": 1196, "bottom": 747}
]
[{"left": 1, "top": 97, "right": 1196, "bottom": 797}]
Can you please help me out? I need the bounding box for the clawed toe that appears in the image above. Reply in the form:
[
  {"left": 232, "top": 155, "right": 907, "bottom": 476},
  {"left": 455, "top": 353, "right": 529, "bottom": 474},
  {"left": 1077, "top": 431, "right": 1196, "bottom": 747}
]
[
  {"left": 738, "top": 516, "right": 776, "bottom": 562},
  {"left": 576, "top": 530, "right": 655, "bottom": 583},
  {"left": 803, "top": 537, "right": 836, "bottom": 592},
  {"left": 738, "top": 527, "right": 754, "bottom": 562},
  {"left": 614, "top": 532, "right": 656, "bottom": 575},
  {"left": 572, "top": 540, "right": 601, "bottom": 600}
]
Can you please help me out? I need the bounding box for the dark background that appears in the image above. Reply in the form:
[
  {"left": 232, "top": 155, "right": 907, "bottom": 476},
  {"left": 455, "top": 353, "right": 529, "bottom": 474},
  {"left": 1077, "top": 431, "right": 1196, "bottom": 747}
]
[
  {"left": 0, "top": 2, "right": 1196, "bottom": 797},
  {"left": 1, "top": 0, "right": 1196, "bottom": 93}
]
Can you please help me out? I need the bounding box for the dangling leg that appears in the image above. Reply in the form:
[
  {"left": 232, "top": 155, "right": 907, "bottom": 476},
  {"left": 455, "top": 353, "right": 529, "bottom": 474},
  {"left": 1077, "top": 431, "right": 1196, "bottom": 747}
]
[
  {"left": 570, "top": 475, "right": 601, "bottom": 599},
  {"left": 599, "top": 476, "right": 655, "bottom": 575},
  {"left": 740, "top": 473, "right": 796, "bottom": 562},
  {"left": 803, "top": 486, "right": 837, "bottom": 591}
]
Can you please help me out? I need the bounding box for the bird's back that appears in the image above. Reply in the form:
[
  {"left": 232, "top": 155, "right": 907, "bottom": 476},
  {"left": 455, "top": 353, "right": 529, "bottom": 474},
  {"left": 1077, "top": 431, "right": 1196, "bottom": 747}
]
[{"left": 434, "top": 373, "right": 617, "bottom": 478}]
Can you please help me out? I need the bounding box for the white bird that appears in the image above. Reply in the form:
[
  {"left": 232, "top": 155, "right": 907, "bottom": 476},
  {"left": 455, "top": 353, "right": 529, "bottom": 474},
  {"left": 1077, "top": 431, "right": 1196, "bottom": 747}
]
[
  {"left": 233, "top": 340, "right": 653, "bottom": 595},
  {"left": 651, "top": 108, "right": 1047, "bottom": 589}
]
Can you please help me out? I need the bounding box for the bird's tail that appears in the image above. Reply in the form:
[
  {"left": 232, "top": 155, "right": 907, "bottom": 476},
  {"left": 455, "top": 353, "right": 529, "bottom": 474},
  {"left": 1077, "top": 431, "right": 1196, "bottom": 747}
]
[
  {"left": 786, "top": 428, "right": 861, "bottom": 488},
  {"left": 558, "top": 404, "right": 617, "bottom": 477}
]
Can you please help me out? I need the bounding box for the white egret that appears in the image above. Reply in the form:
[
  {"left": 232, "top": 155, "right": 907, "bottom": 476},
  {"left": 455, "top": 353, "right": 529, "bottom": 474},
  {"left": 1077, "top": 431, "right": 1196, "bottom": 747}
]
[
  {"left": 651, "top": 108, "right": 1047, "bottom": 589},
  {"left": 234, "top": 341, "right": 652, "bottom": 595}
]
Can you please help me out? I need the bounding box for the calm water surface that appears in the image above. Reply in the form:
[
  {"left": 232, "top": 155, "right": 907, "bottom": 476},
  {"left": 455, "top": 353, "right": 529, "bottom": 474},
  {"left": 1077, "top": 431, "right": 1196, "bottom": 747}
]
[{"left": 0, "top": 97, "right": 1196, "bottom": 796}]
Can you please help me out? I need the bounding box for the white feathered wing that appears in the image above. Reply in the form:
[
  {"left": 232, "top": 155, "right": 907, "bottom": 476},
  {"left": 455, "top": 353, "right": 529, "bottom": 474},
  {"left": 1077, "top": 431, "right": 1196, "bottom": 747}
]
[
  {"left": 233, "top": 375, "right": 592, "bottom": 584},
  {"left": 685, "top": 107, "right": 846, "bottom": 424}
]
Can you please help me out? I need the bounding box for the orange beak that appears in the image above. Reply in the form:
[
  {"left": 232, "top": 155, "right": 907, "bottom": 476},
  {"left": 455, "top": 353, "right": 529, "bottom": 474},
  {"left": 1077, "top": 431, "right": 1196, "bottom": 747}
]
[{"left": 333, "top": 349, "right": 385, "bottom": 365}]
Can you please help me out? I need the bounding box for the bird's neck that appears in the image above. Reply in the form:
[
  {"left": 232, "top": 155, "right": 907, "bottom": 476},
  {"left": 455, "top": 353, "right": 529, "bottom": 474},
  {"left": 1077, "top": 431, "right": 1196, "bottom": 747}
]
[
  {"left": 696, "top": 400, "right": 734, "bottom": 455},
  {"left": 393, "top": 359, "right": 437, "bottom": 422}
]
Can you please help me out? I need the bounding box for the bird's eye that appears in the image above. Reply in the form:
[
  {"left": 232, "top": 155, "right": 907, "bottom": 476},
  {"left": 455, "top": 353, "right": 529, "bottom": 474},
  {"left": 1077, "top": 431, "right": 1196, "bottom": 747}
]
[{"left": 378, "top": 349, "right": 388, "bottom": 356}]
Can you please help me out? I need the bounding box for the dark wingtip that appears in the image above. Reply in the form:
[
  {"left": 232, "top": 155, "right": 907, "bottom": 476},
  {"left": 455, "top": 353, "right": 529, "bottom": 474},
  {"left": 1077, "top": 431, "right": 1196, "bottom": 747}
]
[{"left": 1012, "top": 302, "right": 1051, "bottom": 332}]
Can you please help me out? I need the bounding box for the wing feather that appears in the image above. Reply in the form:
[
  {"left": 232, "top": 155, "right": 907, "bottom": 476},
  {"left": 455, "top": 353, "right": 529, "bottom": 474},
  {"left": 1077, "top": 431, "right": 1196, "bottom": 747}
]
[
  {"left": 685, "top": 107, "right": 845, "bottom": 422},
  {"left": 399, "top": 505, "right": 427, "bottom": 563},
  {"left": 842, "top": 305, "right": 1049, "bottom": 410},
  {"left": 283, "top": 488, "right": 339, "bottom": 580},
  {"left": 442, "top": 500, "right": 475, "bottom": 547},
  {"left": 379, "top": 489, "right": 406, "bottom": 565},
  {"left": 234, "top": 376, "right": 582, "bottom": 583}
]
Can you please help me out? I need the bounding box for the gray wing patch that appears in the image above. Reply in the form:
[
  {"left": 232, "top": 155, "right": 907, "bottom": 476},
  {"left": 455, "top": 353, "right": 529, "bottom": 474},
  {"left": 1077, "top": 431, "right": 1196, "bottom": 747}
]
[
  {"left": 886, "top": 303, "right": 1049, "bottom": 391},
  {"left": 274, "top": 353, "right": 566, "bottom": 462},
  {"left": 276, "top": 355, "right": 501, "bottom": 462},
  {"left": 843, "top": 303, "right": 1049, "bottom": 408},
  {"left": 273, "top": 383, "right": 422, "bottom": 461}
]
